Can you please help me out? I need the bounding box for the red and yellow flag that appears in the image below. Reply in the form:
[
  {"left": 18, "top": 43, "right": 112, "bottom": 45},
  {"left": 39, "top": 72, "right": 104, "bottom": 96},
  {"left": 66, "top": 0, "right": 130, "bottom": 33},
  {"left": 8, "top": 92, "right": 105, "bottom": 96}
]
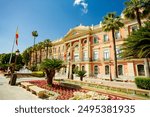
[{"left": 16, "top": 27, "right": 19, "bottom": 46}]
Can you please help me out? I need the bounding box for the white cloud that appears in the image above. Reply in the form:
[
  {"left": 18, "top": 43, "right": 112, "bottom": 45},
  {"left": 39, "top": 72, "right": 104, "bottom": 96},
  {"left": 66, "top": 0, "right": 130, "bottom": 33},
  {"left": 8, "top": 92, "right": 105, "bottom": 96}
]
[{"left": 73, "top": 0, "right": 88, "bottom": 14}]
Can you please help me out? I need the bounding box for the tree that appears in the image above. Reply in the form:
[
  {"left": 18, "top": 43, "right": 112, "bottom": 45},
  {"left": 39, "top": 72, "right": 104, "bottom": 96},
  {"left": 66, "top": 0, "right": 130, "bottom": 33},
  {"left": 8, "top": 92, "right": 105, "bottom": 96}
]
[
  {"left": 43, "top": 39, "right": 52, "bottom": 59},
  {"left": 102, "top": 12, "right": 124, "bottom": 79},
  {"left": 32, "top": 31, "right": 38, "bottom": 46},
  {"left": 40, "top": 58, "right": 64, "bottom": 85},
  {"left": 0, "top": 53, "right": 24, "bottom": 71},
  {"left": 122, "top": 21, "right": 150, "bottom": 77},
  {"left": 22, "top": 48, "right": 30, "bottom": 66},
  {"left": 37, "top": 42, "right": 44, "bottom": 63},
  {"left": 32, "top": 31, "right": 38, "bottom": 65},
  {"left": 123, "top": 0, "right": 150, "bottom": 27},
  {"left": 76, "top": 70, "right": 86, "bottom": 81}
]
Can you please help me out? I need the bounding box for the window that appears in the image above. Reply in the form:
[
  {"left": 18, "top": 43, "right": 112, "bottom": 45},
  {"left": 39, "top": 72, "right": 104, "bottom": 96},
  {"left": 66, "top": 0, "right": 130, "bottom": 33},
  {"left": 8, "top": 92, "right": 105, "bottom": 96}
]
[
  {"left": 116, "top": 48, "right": 122, "bottom": 59},
  {"left": 58, "top": 47, "right": 60, "bottom": 53},
  {"left": 103, "top": 49, "right": 109, "bottom": 60},
  {"left": 83, "top": 39, "right": 87, "bottom": 44},
  {"left": 118, "top": 65, "right": 123, "bottom": 75},
  {"left": 103, "top": 34, "right": 109, "bottom": 42},
  {"left": 74, "top": 44, "right": 79, "bottom": 51},
  {"left": 94, "top": 65, "right": 99, "bottom": 76},
  {"left": 82, "top": 66, "right": 85, "bottom": 71},
  {"left": 74, "top": 53, "right": 79, "bottom": 61},
  {"left": 93, "top": 50, "right": 99, "bottom": 61},
  {"left": 93, "top": 37, "right": 99, "bottom": 44},
  {"left": 137, "top": 65, "right": 145, "bottom": 76},
  {"left": 115, "top": 31, "right": 120, "bottom": 39},
  {"left": 83, "top": 51, "right": 88, "bottom": 61},
  {"left": 67, "top": 53, "right": 70, "bottom": 61},
  {"left": 105, "top": 65, "right": 109, "bottom": 75}
]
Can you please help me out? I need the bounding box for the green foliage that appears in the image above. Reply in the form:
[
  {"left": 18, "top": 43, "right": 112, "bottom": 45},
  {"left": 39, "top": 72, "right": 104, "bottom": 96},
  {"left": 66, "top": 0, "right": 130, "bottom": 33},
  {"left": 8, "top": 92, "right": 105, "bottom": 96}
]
[
  {"left": 22, "top": 47, "right": 32, "bottom": 66},
  {"left": 122, "top": 21, "right": 150, "bottom": 58},
  {"left": 32, "top": 31, "right": 38, "bottom": 37},
  {"left": 123, "top": 0, "right": 150, "bottom": 21},
  {"left": 0, "top": 63, "right": 9, "bottom": 71},
  {"left": 135, "top": 77, "right": 150, "bottom": 90},
  {"left": 29, "top": 65, "right": 38, "bottom": 71},
  {"left": 40, "top": 58, "right": 64, "bottom": 71},
  {"left": 102, "top": 12, "right": 124, "bottom": 32},
  {"left": 76, "top": 70, "right": 86, "bottom": 81},
  {"left": 15, "top": 64, "right": 23, "bottom": 71},
  {"left": 31, "top": 71, "right": 45, "bottom": 77},
  {"left": 76, "top": 70, "right": 86, "bottom": 77}
]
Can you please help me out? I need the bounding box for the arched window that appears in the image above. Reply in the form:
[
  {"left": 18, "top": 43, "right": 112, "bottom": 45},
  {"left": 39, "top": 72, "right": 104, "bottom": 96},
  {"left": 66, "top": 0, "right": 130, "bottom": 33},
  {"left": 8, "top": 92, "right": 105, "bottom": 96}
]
[
  {"left": 83, "top": 39, "right": 87, "bottom": 44},
  {"left": 105, "top": 65, "right": 109, "bottom": 75},
  {"left": 82, "top": 66, "right": 85, "bottom": 71},
  {"left": 137, "top": 64, "right": 145, "bottom": 76},
  {"left": 118, "top": 65, "right": 123, "bottom": 75},
  {"left": 94, "top": 65, "right": 99, "bottom": 76}
]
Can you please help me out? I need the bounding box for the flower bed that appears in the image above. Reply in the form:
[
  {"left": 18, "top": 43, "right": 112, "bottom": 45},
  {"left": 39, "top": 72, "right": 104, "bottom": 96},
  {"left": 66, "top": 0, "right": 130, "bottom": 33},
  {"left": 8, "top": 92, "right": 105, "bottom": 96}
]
[{"left": 28, "top": 80, "right": 128, "bottom": 100}]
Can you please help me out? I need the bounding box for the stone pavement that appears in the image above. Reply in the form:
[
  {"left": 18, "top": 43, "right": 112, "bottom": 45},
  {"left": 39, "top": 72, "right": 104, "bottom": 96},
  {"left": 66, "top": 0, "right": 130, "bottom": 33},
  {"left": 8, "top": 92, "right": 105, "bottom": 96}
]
[{"left": 0, "top": 74, "right": 42, "bottom": 100}]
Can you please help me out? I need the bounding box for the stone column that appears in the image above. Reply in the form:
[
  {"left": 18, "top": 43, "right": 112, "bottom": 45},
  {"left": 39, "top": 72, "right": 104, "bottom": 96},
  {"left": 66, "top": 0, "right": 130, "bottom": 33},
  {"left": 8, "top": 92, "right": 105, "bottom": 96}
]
[
  {"left": 69, "top": 42, "right": 73, "bottom": 79},
  {"left": 79, "top": 39, "right": 82, "bottom": 62},
  {"left": 64, "top": 44, "right": 67, "bottom": 61},
  {"left": 87, "top": 36, "right": 91, "bottom": 77}
]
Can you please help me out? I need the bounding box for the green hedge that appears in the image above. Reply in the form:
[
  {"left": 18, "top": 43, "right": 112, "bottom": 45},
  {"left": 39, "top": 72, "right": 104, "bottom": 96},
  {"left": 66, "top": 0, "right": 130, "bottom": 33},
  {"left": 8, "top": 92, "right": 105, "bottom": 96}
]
[
  {"left": 135, "top": 77, "right": 150, "bottom": 90},
  {"left": 31, "top": 71, "right": 45, "bottom": 77}
]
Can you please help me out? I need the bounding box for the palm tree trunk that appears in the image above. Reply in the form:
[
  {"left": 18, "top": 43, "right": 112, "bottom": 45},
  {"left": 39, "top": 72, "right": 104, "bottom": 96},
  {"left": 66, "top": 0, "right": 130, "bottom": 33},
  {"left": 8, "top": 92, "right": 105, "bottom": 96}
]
[
  {"left": 46, "top": 69, "right": 55, "bottom": 85},
  {"left": 136, "top": 8, "right": 142, "bottom": 27},
  {"left": 35, "top": 50, "right": 37, "bottom": 66},
  {"left": 80, "top": 76, "right": 83, "bottom": 81},
  {"left": 40, "top": 49, "right": 42, "bottom": 63},
  {"left": 112, "top": 29, "right": 118, "bottom": 78},
  {"left": 46, "top": 46, "right": 48, "bottom": 59}
]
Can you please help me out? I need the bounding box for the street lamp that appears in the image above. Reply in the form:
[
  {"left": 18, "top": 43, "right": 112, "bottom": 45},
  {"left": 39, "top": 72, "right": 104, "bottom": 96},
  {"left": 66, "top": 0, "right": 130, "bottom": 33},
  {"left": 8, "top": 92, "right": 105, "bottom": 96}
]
[
  {"left": 109, "top": 60, "right": 113, "bottom": 81},
  {"left": 9, "top": 49, "right": 20, "bottom": 85}
]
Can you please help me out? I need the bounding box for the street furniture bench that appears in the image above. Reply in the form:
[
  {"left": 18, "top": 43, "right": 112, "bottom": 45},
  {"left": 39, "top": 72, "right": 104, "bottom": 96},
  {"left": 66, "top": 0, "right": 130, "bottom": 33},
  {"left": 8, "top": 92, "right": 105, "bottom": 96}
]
[
  {"left": 20, "top": 82, "right": 34, "bottom": 90},
  {"left": 29, "top": 86, "right": 46, "bottom": 98}
]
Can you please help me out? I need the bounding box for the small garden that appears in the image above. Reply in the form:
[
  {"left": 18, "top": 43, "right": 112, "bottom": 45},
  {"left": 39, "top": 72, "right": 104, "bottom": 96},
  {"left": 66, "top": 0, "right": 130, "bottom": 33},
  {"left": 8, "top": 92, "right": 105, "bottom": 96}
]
[{"left": 27, "top": 80, "right": 129, "bottom": 100}]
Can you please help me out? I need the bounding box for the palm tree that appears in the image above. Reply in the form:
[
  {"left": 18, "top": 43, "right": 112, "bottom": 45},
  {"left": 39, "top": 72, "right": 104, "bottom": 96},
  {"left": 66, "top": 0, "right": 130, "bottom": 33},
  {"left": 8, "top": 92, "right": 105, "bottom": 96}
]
[
  {"left": 43, "top": 39, "right": 52, "bottom": 59},
  {"left": 102, "top": 12, "right": 124, "bottom": 79},
  {"left": 40, "top": 58, "right": 64, "bottom": 85},
  {"left": 123, "top": 0, "right": 150, "bottom": 27},
  {"left": 37, "top": 42, "right": 44, "bottom": 63},
  {"left": 32, "top": 31, "right": 38, "bottom": 46},
  {"left": 32, "top": 31, "right": 38, "bottom": 65},
  {"left": 76, "top": 70, "right": 86, "bottom": 81},
  {"left": 122, "top": 21, "right": 150, "bottom": 77}
]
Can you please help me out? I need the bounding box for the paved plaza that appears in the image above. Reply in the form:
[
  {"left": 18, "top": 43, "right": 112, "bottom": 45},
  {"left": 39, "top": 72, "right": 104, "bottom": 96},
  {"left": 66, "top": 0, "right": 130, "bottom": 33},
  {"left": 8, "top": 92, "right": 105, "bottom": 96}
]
[{"left": 0, "top": 74, "right": 41, "bottom": 100}]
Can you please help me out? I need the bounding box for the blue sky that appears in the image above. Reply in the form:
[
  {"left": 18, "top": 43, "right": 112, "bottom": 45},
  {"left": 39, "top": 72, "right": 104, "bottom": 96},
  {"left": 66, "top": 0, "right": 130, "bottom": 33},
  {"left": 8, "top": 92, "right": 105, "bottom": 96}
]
[{"left": 0, "top": 0, "right": 126, "bottom": 54}]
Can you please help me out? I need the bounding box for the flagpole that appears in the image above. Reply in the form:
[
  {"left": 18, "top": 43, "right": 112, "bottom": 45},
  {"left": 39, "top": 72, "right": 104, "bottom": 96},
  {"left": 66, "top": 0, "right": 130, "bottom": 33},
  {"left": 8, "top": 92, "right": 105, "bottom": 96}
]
[{"left": 7, "top": 27, "right": 18, "bottom": 73}]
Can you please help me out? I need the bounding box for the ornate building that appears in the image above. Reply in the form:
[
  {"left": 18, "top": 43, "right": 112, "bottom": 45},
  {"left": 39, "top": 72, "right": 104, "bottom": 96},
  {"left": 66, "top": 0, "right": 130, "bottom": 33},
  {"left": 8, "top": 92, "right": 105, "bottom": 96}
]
[{"left": 31, "top": 19, "right": 149, "bottom": 80}]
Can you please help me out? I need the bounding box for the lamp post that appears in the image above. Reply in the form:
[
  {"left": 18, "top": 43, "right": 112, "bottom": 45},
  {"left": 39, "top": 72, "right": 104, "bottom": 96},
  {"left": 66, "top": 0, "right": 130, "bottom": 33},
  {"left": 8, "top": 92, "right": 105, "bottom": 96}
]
[
  {"left": 109, "top": 60, "right": 113, "bottom": 81},
  {"left": 9, "top": 49, "right": 20, "bottom": 85}
]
